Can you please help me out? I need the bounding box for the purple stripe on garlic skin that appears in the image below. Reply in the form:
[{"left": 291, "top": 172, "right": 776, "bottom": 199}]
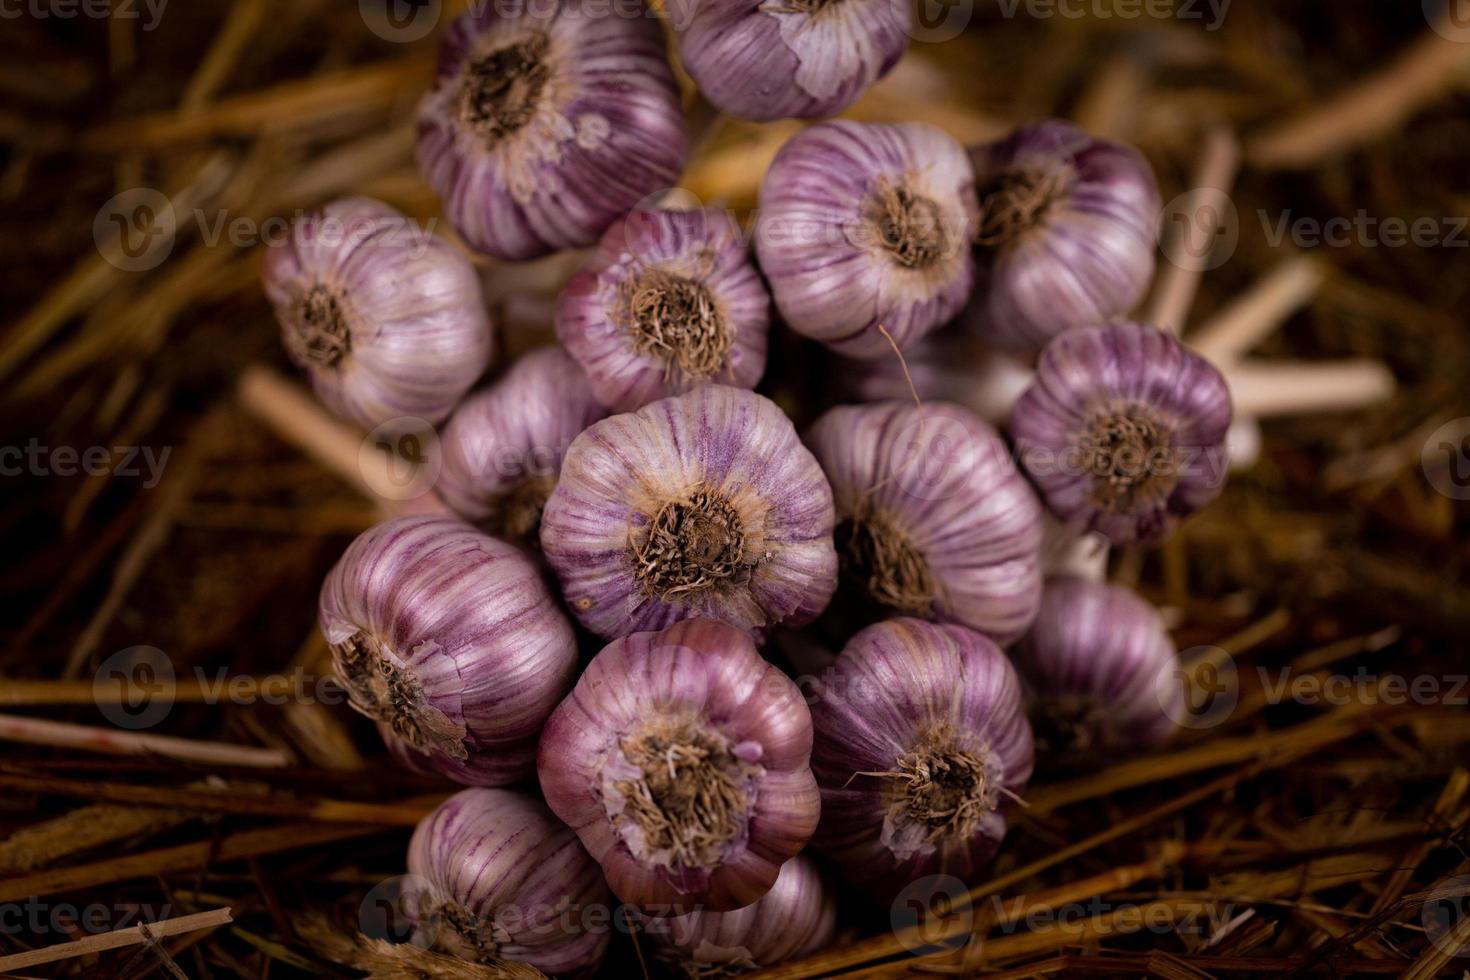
[
  {"left": 557, "top": 206, "right": 771, "bottom": 412},
  {"left": 1009, "top": 321, "right": 1233, "bottom": 547},
  {"left": 756, "top": 121, "right": 978, "bottom": 359},
  {"left": 635, "top": 855, "right": 836, "bottom": 974},
  {"left": 963, "top": 119, "right": 1161, "bottom": 352},
  {"left": 416, "top": 1, "right": 688, "bottom": 261},
  {"left": 672, "top": 0, "right": 909, "bottom": 122},
  {"left": 540, "top": 384, "right": 838, "bottom": 640},
  {"left": 261, "top": 196, "right": 493, "bottom": 430},
  {"left": 318, "top": 516, "right": 578, "bottom": 786},
  {"left": 537, "top": 618, "right": 821, "bottom": 912},
  {"left": 405, "top": 788, "right": 611, "bottom": 978},
  {"left": 809, "top": 617, "right": 1034, "bottom": 899},
  {"left": 805, "top": 401, "right": 1045, "bottom": 645},
  {"left": 1014, "top": 577, "right": 1181, "bottom": 754},
  {"left": 437, "top": 346, "right": 609, "bottom": 542}
]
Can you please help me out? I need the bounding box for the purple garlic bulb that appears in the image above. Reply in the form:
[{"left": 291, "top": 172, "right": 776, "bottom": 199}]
[
  {"left": 437, "top": 346, "right": 609, "bottom": 542},
  {"left": 672, "top": 0, "right": 910, "bottom": 122},
  {"left": 416, "top": 1, "right": 688, "bottom": 261},
  {"left": 261, "top": 196, "right": 493, "bottom": 430},
  {"left": 538, "top": 618, "right": 820, "bottom": 912},
  {"left": 540, "top": 385, "right": 838, "bottom": 640},
  {"left": 405, "top": 788, "right": 610, "bottom": 977},
  {"left": 318, "top": 516, "right": 578, "bottom": 786},
  {"left": 1010, "top": 321, "right": 1232, "bottom": 546},
  {"left": 964, "top": 119, "right": 1161, "bottom": 351},
  {"left": 757, "top": 121, "right": 978, "bottom": 359},
  {"left": 809, "top": 618, "right": 1034, "bottom": 899},
  {"left": 1015, "top": 576, "right": 1181, "bottom": 754},
  {"left": 557, "top": 206, "right": 771, "bottom": 411},
  {"left": 805, "top": 401, "right": 1045, "bottom": 645},
  {"left": 636, "top": 855, "right": 836, "bottom": 972}
]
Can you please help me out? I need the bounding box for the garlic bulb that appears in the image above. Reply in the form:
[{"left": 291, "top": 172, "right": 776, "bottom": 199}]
[
  {"left": 805, "top": 400, "right": 1045, "bottom": 645},
  {"left": 406, "top": 788, "right": 610, "bottom": 977},
  {"left": 809, "top": 617, "right": 1033, "bottom": 898},
  {"left": 538, "top": 618, "right": 820, "bottom": 912},
  {"left": 964, "top": 120, "right": 1161, "bottom": 351},
  {"left": 416, "top": 1, "right": 688, "bottom": 261},
  {"left": 557, "top": 206, "right": 770, "bottom": 411},
  {"left": 318, "top": 516, "right": 578, "bottom": 785},
  {"left": 262, "top": 196, "right": 493, "bottom": 430},
  {"left": 756, "top": 121, "right": 978, "bottom": 359},
  {"left": 540, "top": 384, "right": 838, "bottom": 640},
  {"left": 1015, "top": 576, "right": 1181, "bottom": 754},
  {"left": 637, "top": 855, "right": 836, "bottom": 974},
  {"left": 437, "top": 346, "right": 608, "bottom": 542},
  {"left": 1009, "top": 321, "right": 1233, "bottom": 546},
  {"left": 673, "top": 0, "right": 910, "bottom": 121}
]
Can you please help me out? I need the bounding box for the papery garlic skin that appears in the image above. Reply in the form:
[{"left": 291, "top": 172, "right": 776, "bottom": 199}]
[
  {"left": 673, "top": 0, "right": 909, "bottom": 122},
  {"left": 318, "top": 516, "right": 577, "bottom": 786},
  {"left": 540, "top": 385, "right": 838, "bottom": 640},
  {"left": 406, "top": 788, "right": 610, "bottom": 977},
  {"left": 416, "top": 2, "right": 688, "bottom": 261},
  {"left": 538, "top": 618, "right": 821, "bottom": 912},
  {"left": 557, "top": 207, "right": 770, "bottom": 411},
  {"left": 636, "top": 855, "right": 836, "bottom": 973},
  {"left": 757, "top": 121, "right": 978, "bottom": 359},
  {"left": 437, "top": 347, "right": 608, "bottom": 542},
  {"left": 1015, "top": 576, "right": 1181, "bottom": 752},
  {"left": 262, "top": 196, "right": 493, "bottom": 430},
  {"left": 963, "top": 119, "right": 1161, "bottom": 351},
  {"left": 1009, "top": 321, "right": 1232, "bottom": 546},
  {"left": 806, "top": 401, "right": 1044, "bottom": 645},
  {"left": 809, "top": 618, "right": 1033, "bottom": 898}
]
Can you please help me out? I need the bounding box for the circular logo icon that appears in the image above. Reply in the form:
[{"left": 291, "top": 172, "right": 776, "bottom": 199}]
[
  {"left": 890, "top": 874, "right": 972, "bottom": 955},
  {"left": 909, "top": 0, "right": 973, "bottom": 42},
  {"left": 94, "top": 188, "right": 176, "bottom": 272},
  {"left": 1156, "top": 644, "right": 1238, "bottom": 731},
  {"left": 1421, "top": 417, "right": 1470, "bottom": 501},
  {"left": 93, "top": 646, "right": 175, "bottom": 730},
  {"left": 889, "top": 412, "right": 1015, "bottom": 503},
  {"left": 359, "top": 873, "right": 432, "bottom": 943},
  {"left": 360, "top": 0, "right": 442, "bottom": 43},
  {"left": 1423, "top": 875, "right": 1470, "bottom": 958},
  {"left": 1157, "top": 187, "right": 1238, "bottom": 273},
  {"left": 360, "top": 417, "right": 442, "bottom": 502},
  {"left": 1426, "top": 0, "right": 1470, "bottom": 42}
]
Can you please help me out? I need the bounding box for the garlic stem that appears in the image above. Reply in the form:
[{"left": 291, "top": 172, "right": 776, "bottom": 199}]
[
  {"left": 1144, "top": 126, "right": 1240, "bottom": 334},
  {"left": 1226, "top": 359, "right": 1396, "bottom": 418},
  {"left": 1247, "top": 19, "right": 1470, "bottom": 170},
  {"left": 0, "top": 712, "right": 291, "bottom": 768},
  {"left": 1188, "top": 256, "right": 1325, "bottom": 368}
]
